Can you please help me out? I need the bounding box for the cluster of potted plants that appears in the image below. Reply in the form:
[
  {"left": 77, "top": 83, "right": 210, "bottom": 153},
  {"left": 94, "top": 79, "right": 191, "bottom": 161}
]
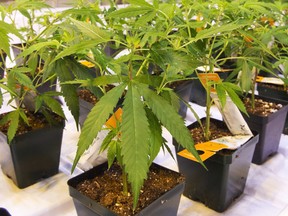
[
  {"left": 0, "top": 0, "right": 287, "bottom": 215},
  {"left": 226, "top": 0, "right": 288, "bottom": 165}
]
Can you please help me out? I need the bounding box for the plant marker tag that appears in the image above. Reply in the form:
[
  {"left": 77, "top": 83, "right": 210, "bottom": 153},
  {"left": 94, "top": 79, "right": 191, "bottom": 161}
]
[
  {"left": 207, "top": 135, "right": 253, "bottom": 150},
  {"left": 79, "top": 60, "right": 95, "bottom": 68},
  {"left": 105, "top": 108, "right": 123, "bottom": 129},
  {"left": 256, "top": 76, "right": 284, "bottom": 85},
  {"left": 198, "top": 73, "right": 221, "bottom": 92},
  {"left": 211, "top": 93, "right": 253, "bottom": 136},
  {"left": 178, "top": 142, "right": 228, "bottom": 162}
]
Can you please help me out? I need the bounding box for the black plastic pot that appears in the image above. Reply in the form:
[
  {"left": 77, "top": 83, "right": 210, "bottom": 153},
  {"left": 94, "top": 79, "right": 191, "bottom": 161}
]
[
  {"left": 104, "top": 41, "right": 122, "bottom": 57},
  {"left": 242, "top": 94, "right": 288, "bottom": 164},
  {"left": 34, "top": 75, "right": 58, "bottom": 94},
  {"left": 11, "top": 43, "right": 25, "bottom": 66},
  {"left": 173, "top": 80, "right": 193, "bottom": 118},
  {"left": 258, "top": 57, "right": 283, "bottom": 78},
  {"left": 257, "top": 83, "right": 288, "bottom": 101},
  {"left": 174, "top": 118, "right": 259, "bottom": 212},
  {"left": 0, "top": 208, "right": 11, "bottom": 216},
  {"left": 79, "top": 98, "right": 95, "bottom": 127},
  {"left": 257, "top": 83, "right": 288, "bottom": 134},
  {"left": 0, "top": 116, "right": 65, "bottom": 188},
  {"left": 68, "top": 162, "right": 185, "bottom": 216}
]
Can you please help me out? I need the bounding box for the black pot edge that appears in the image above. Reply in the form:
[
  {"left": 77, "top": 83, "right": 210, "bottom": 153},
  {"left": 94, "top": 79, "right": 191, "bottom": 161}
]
[
  {"left": 0, "top": 208, "right": 11, "bottom": 216},
  {"left": 68, "top": 162, "right": 185, "bottom": 215},
  {"left": 243, "top": 94, "right": 288, "bottom": 124}
]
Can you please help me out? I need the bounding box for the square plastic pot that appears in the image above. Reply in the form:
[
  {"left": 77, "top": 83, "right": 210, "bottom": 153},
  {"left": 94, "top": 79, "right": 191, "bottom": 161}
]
[
  {"left": 0, "top": 117, "right": 65, "bottom": 188},
  {"left": 11, "top": 43, "right": 24, "bottom": 66},
  {"left": 173, "top": 118, "right": 259, "bottom": 212},
  {"left": 68, "top": 162, "right": 185, "bottom": 216},
  {"left": 242, "top": 94, "right": 288, "bottom": 164},
  {"left": 257, "top": 83, "right": 288, "bottom": 134},
  {"left": 0, "top": 208, "right": 11, "bottom": 216},
  {"left": 173, "top": 80, "right": 193, "bottom": 118},
  {"left": 79, "top": 95, "right": 124, "bottom": 128},
  {"left": 79, "top": 98, "right": 94, "bottom": 127}
]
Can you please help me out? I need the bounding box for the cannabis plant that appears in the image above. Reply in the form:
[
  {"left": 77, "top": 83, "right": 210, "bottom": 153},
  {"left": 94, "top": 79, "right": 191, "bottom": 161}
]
[
  {"left": 225, "top": 0, "right": 288, "bottom": 109},
  {"left": 172, "top": 0, "right": 251, "bottom": 141},
  {"left": 0, "top": 18, "right": 23, "bottom": 81},
  {"left": 52, "top": 0, "right": 206, "bottom": 209},
  {"left": 42, "top": 0, "right": 113, "bottom": 127},
  {"left": 175, "top": 0, "right": 288, "bottom": 139},
  {"left": 0, "top": 0, "right": 108, "bottom": 131},
  {"left": 0, "top": 0, "right": 66, "bottom": 142}
]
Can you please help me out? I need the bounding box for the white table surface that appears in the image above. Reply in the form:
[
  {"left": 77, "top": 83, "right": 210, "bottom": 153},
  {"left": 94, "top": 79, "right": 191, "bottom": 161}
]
[{"left": 1, "top": 99, "right": 288, "bottom": 216}]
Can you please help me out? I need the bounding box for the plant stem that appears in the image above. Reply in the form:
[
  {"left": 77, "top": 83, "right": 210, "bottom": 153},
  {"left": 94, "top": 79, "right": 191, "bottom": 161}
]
[
  {"left": 251, "top": 67, "right": 259, "bottom": 111},
  {"left": 184, "top": 6, "right": 192, "bottom": 38},
  {"left": 122, "top": 168, "right": 128, "bottom": 196},
  {"left": 135, "top": 53, "right": 150, "bottom": 77},
  {"left": 204, "top": 84, "right": 211, "bottom": 141},
  {"left": 0, "top": 52, "right": 6, "bottom": 71}
]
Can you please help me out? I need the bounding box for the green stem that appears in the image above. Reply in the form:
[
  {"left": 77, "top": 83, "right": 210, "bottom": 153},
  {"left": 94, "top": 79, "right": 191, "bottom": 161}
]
[
  {"left": 184, "top": 7, "right": 192, "bottom": 38},
  {"left": 251, "top": 67, "right": 259, "bottom": 111},
  {"left": 27, "top": 10, "right": 36, "bottom": 41},
  {"left": 28, "top": 13, "right": 62, "bottom": 45},
  {"left": 0, "top": 51, "right": 6, "bottom": 71},
  {"left": 204, "top": 85, "right": 211, "bottom": 141},
  {"left": 214, "top": 37, "right": 229, "bottom": 65},
  {"left": 127, "top": 54, "right": 134, "bottom": 80},
  {"left": 135, "top": 53, "right": 150, "bottom": 77},
  {"left": 122, "top": 168, "right": 128, "bottom": 196},
  {"left": 157, "top": 64, "right": 170, "bottom": 95},
  {"left": 179, "top": 39, "right": 197, "bottom": 49},
  {"left": 208, "top": 37, "right": 216, "bottom": 61}
]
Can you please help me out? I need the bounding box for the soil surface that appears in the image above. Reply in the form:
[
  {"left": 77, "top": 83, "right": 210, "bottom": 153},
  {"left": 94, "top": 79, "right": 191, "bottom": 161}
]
[
  {"left": 78, "top": 89, "right": 98, "bottom": 104},
  {"left": 189, "top": 119, "right": 233, "bottom": 144},
  {"left": 0, "top": 110, "right": 63, "bottom": 136},
  {"left": 76, "top": 162, "right": 184, "bottom": 215},
  {"left": 243, "top": 97, "right": 283, "bottom": 117},
  {"left": 78, "top": 85, "right": 118, "bottom": 104}
]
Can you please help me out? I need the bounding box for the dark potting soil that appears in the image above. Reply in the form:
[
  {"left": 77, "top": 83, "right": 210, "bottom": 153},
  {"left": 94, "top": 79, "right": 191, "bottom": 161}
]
[
  {"left": 76, "top": 162, "right": 185, "bottom": 216},
  {"left": 78, "top": 89, "right": 98, "bottom": 104},
  {"left": 78, "top": 85, "right": 118, "bottom": 104},
  {"left": 0, "top": 110, "right": 63, "bottom": 136},
  {"left": 189, "top": 119, "right": 233, "bottom": 145},
  {"left": 243, "top": 97, "right": 283, "bottom": 117}
]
